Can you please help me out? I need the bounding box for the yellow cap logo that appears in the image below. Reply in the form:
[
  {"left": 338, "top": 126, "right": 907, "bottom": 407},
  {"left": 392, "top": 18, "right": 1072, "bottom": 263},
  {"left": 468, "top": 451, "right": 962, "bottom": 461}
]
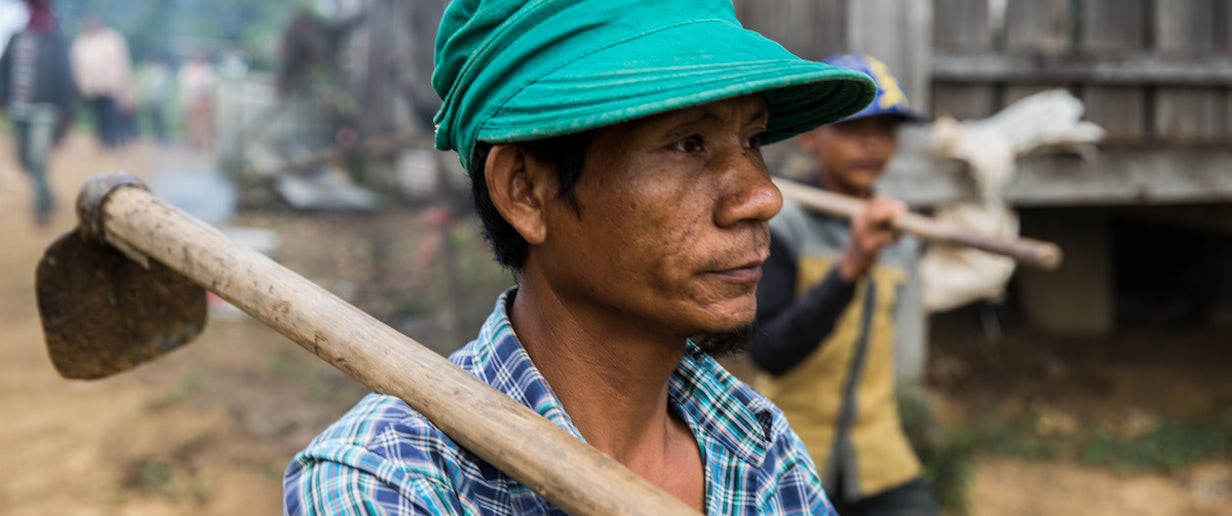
[{"left": 863, "top": 55, "right": 908, "bottom": 110}]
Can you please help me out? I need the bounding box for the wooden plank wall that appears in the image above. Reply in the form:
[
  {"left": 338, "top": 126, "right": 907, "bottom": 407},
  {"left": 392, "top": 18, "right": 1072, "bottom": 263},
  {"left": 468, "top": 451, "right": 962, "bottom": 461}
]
[
  {"left": 931, "top": 0, "right": 996, "bottom": 120},
  {"left": 732, "top": 0, "right": 846, "bottom": 62},
  {"left": 733, "top": 0, "right": 931, "bottom": 117},
  {"left": 1002, "top": 0, "right": 1071, "bottom": 104},
  {"left": 366, "top": 0, "right": 1226, "bottom": 146},
  {"left": 1154, "top": 0, "right": 1225, "bottom": 141},
  {"left": 1081, "top": 0, "right": 1148, "bottom": 140},
  {"left": 932, "top": 0, "right": 1230, "bottom": 144},
  {"left": 847, "top": 0, "right": 932, "bottom": 116}
]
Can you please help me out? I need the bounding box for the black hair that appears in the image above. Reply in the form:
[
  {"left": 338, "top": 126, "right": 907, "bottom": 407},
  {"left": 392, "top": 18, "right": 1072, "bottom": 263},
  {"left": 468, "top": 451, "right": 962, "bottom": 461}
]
[{"left": 468, "top": 131, "right": 595, "bottom": 270}]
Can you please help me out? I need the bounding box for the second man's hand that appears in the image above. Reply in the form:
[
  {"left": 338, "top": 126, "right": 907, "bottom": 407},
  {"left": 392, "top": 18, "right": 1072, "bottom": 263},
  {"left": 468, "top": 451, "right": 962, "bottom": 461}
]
[{"left": 839, "top": 196, "right": 906, "bottom": 282}]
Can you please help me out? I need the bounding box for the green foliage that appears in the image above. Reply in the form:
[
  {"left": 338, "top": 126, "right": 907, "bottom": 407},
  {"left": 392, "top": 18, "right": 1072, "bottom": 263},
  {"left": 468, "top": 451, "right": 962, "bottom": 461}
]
[
  {"left": 904, "top": 398, "right": 1232, "bottom": 515},
  {"left": 956, "top": 406, "right": 1232, "bottom": 476},
  {"left": 127, "top": 458, "right": 213, "bottom": 502},
  {"left": 918, "top": 431, "right": 976, "bottom": 516},
  {"left": 899, "top": 389, "right": 975, "bottom": 516},
  {"left": 147, "top": 373, "right": 202, "bottom": 412},
  {"left": 965, "top": 416, "right": 1060, "bottom": 461},
  {"left": 133, "top": 458, "right": 174, "bottom": 493},
  {"left": 1080, "top": 413, "right": 1232, "bottom": 474}
]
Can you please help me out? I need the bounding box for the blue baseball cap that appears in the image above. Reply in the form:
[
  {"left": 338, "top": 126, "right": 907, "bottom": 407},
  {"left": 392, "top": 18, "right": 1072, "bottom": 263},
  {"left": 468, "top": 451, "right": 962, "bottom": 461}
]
[{"left": 822, "top": 54, "right": 927, "bottom": 123}]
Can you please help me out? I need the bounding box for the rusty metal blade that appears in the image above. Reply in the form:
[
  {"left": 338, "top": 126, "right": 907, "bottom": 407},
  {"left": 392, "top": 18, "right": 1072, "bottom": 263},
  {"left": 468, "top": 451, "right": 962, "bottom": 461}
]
[{"left": 36, "top": 228, "right": 207, "bottom": 379}]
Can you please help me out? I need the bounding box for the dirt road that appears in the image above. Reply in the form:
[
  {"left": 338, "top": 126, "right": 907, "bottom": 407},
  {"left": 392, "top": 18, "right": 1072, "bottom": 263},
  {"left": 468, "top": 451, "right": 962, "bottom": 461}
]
[
  {"left": 1, "top": 134, "right": 1228, "bottom": 515},
  {"left": 0, "top": 135, "right": 371, "bottom": 515}
]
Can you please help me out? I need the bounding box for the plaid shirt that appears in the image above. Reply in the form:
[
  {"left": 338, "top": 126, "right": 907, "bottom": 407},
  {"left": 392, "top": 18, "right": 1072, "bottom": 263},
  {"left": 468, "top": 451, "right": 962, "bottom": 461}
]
[{"left": 284, "top": 289, "right": 836, "bottom": 515}]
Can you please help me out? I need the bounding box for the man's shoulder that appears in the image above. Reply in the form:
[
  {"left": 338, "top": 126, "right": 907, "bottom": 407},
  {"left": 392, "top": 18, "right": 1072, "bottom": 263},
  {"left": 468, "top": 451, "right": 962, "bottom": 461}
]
[
  {"left": 298, "top": 392, "right": 468, "bottom": 469},
  {"left": 288, "top": 396, "right": 505, "bottom": 504},
  {"left": 286, "top": 375, "right": 566, "bottom": 514}
]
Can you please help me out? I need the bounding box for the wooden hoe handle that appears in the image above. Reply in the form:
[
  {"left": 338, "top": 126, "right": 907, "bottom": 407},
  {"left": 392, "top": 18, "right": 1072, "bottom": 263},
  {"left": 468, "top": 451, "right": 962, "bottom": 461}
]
[
  {"left": 88, "top": 177, "right": 698, "bottom": 515},
  {"left": 773, "top": 178, "right": 1063, "bottom": 270}
]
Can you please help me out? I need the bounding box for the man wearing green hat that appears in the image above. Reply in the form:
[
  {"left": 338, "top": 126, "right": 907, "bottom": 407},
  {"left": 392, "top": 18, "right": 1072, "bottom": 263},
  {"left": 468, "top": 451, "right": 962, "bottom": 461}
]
[
  {"left": 284, "top": 1, "right": 875, "bottom": 513},
  {"left": 750, "top": 54, "right": 938, "bottom": 515}
]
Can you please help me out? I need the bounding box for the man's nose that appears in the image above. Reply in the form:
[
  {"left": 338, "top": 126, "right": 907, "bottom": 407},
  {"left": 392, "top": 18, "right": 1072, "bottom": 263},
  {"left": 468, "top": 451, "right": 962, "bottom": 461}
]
[{"left": 714, "top": 150, "right": 782, "bottom": 227}]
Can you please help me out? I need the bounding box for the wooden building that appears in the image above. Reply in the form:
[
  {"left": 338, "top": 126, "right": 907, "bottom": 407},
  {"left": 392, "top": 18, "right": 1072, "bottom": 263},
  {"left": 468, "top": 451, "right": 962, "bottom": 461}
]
[{"left": 734, "top": 0, "right": 1232, "bottom": 336}]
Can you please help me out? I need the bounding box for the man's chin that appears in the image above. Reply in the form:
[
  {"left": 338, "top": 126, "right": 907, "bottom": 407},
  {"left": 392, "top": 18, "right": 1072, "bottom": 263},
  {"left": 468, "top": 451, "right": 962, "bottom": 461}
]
[{"left": 690, "top": 323, "right": 756, "bottom": 359}]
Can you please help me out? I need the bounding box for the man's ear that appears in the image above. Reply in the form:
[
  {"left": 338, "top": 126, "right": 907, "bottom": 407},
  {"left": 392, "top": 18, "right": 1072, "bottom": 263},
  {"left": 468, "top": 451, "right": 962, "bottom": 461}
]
[{"left": 485, "top": 144, "right": 551, "bottom": 245}]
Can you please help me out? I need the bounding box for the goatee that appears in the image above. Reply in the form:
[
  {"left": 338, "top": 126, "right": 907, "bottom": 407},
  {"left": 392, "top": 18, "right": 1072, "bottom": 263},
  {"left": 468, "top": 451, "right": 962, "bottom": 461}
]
[{"left": 691, "top": 323, "right": 757, "bottom": 359}]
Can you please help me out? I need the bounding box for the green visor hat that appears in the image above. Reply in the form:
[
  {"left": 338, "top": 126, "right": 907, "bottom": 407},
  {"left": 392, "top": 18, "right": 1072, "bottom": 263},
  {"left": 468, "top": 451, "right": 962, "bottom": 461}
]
[{"left": 433, "top": 0, "right": 877, "bottom": 171}]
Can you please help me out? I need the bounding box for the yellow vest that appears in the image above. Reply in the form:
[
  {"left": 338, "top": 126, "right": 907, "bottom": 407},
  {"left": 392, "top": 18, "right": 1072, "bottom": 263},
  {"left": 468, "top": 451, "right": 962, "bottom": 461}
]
[{"left": 755, "top": 255, "right": 921, "bottom": 501}]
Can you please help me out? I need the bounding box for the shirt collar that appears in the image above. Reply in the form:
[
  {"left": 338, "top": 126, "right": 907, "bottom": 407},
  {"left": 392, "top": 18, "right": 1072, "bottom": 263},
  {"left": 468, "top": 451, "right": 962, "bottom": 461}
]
[
  {"left": 671, "top": 344, "right": 770, "bottom": 466},
  {"left": 454, "top": 288, "right": 583, "bottom": 440},
  {"left": 453, "top": 287, "right": 770, "bottom": 467}
]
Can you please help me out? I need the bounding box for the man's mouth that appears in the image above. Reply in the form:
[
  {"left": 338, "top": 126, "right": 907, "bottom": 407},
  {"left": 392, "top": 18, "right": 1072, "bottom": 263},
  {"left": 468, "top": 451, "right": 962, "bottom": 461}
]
[
  {"left": 709, "top": 257, "right": 766, "bottom": 283},
  {"left": 852, "top": 158, "right": 884, "bottom": 171}
]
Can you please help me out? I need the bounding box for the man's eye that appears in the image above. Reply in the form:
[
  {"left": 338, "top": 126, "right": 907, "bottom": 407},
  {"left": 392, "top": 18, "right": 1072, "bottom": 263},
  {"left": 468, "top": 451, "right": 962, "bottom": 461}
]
[
  {"left": 747, "top": 133, "right": 764, "bottom": 150},
  {"left": 673, "top": 135, "right": 704, "bottom": 152}
]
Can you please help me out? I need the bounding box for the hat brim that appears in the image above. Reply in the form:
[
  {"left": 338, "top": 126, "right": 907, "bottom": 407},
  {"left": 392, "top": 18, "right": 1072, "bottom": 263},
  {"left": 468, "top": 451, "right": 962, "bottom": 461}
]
[{"left": 477, "top": 19, "right": 876, "bottom": 145}]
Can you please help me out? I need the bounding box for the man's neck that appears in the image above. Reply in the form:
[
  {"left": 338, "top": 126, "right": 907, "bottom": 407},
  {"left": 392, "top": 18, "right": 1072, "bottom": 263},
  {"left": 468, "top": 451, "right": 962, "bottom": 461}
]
[
  {"left": 508, "top": 278, "right": 705, "bottom": 509},
  {"left": 508, "top": 278, "right": 686, "bottom": 462}
]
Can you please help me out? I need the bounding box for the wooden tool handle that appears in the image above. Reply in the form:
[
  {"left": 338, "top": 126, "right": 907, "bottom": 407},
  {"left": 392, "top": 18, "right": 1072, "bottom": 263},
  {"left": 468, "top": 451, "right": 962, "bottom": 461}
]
[
  {"left": 773, "top": 177, "right": 1063, "bottom": 270},
  {"left": 94, "top": 182, "right": 698, "bottom": 515}
]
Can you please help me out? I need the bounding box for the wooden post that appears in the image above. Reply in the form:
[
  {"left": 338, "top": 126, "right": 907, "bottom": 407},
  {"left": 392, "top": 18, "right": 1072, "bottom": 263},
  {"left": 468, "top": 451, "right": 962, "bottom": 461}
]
[
  {"left": 1081, "top": 0, "right": 1149, "bottom": 142},
  {"left": 932, "top": 0, "right": 996, "bottom": 120},
  {"left": 847, "top": 0, "right": 933, "bottom": 111},
  {"left": 1154, "top": 0, "right": 1225, "bottom": 141},
  {"left": 1001, "top": 0, "right": 1073, "bottom": 106}
]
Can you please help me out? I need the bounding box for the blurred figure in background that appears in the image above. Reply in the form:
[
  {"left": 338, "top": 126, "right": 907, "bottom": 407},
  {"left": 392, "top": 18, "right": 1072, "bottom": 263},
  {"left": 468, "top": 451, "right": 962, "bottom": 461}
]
[
  {"left": 0, "top": 0, "right": 76, "bottom": 225},
  {"left": 177, "top": 52, "right": 215, "bottom": 153},
  {"left": 750, "top": 54, "right": 938, "bottom": 516},
  {"left": 70, "top": 14, "right": 132, "bottom": 150},
  {"left": 136, "top": 53, "right": 174, "bottom": 144},
  {"left": 217, "top": 46, "right": 249, "bottom": 81}
]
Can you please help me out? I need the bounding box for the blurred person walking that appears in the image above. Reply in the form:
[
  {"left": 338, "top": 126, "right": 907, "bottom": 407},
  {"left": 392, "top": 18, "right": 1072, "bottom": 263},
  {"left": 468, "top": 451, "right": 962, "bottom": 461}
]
[
  {"left": 177, "top": 53, "right": 215, "bottom": 153},
  {"left": 750, "top": 54, "right": 939, "bottom": 516},
  {"left": 0, "top": 0, "right": 76, "bottom": 225},
  {"left": 70, "top": 14, "right": 132, "bottom": 150},
  {"left": 136, "top": 53, "right": 174, "bottom": 144}
]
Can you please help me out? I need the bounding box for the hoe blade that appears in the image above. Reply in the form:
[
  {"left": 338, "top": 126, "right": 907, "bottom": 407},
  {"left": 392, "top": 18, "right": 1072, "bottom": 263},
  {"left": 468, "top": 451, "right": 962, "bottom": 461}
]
[{"left": 36, "top": 229, "right": 207, "bottom": 379}]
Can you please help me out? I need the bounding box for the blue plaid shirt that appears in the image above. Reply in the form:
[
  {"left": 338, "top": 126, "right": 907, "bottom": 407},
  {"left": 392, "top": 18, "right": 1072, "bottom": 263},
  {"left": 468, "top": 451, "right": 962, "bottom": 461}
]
[{"left": 284, "top": 289, "right": 836, "bottom": 515}]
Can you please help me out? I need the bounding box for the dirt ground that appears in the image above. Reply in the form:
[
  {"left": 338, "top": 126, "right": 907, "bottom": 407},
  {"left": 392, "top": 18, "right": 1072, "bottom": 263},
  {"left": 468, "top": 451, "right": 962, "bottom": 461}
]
[
  {"left": 1, "top": 134, "right": 1229, "bottom": 515},
  {"left": 925, "top": 309, "right": 1232, "bottom": 516}
]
